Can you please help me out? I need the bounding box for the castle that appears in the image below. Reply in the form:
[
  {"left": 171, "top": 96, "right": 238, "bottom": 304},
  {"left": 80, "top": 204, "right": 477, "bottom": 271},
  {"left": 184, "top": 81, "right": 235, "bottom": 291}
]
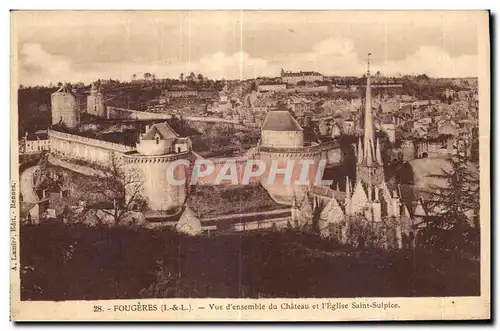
[{"left": 44, "top": 59, "right": 424, "bottom": 247}]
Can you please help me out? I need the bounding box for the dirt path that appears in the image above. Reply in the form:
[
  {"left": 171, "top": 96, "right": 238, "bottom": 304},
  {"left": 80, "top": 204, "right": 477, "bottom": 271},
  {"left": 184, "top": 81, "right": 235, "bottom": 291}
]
[{"left": 20, "top": 165, "right": 39, "bottom": 203}]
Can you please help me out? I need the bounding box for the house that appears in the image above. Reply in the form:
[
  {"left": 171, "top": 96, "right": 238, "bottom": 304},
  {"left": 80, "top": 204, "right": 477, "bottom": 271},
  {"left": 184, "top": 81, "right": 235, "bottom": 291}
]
[
  {"left": 438, "top": 121, "right": 458, "bottom": 137},
  {"left": 20, "top": 130, "right": 50, "bottom": 154}
]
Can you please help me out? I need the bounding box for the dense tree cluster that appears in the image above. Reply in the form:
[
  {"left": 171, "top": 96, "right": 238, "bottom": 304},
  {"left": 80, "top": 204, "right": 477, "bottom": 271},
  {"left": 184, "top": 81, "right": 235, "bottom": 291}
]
[{"left": 20, "top": 224, "right": 479, "bottom": 300}]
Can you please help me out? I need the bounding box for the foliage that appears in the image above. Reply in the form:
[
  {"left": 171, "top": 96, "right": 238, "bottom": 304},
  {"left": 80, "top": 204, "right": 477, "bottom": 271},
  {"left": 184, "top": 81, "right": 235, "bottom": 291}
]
[
  {"left": 78, "top": 153, "right": 147, "bottom": 225},
  {"left": 418, "top": 154, "right": 480, "bottom": 254},
  {"left": 20, "top": 224, "right": 480, "bottom": 300},
  {"left": 345, "top": 215, "right": 400, "bottom": 250},
  {"left": 32, "top": 153, "right": 67, "bottom": 196}
]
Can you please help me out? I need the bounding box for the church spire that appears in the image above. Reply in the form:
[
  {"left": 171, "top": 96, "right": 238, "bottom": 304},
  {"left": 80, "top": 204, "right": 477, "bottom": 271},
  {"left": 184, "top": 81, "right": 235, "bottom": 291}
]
[
  {"left": 363, "top": 52, "right": 375, "bottom": 164},
  {"left": 355, "top": 53, "right": 385, "bottom": 188}
]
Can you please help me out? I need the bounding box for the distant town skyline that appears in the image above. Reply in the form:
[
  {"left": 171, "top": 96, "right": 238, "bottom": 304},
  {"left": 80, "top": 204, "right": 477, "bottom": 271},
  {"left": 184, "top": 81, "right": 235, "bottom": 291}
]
[{"left": 13, "top": 11, "right": 482, "bottom": 86}]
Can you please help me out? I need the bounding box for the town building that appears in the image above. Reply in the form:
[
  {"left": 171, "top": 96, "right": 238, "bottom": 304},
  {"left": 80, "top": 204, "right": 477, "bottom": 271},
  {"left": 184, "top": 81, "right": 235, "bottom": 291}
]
[
  {"left": 281, "top": 69, "right": 324, "bottom": 85},
  {"left": 20, "top": 130, "right": 50, "bottom": 154}
]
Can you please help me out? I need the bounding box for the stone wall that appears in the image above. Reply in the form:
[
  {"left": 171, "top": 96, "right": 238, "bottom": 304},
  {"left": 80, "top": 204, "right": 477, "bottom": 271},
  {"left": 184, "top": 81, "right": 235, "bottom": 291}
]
[{"left": 49, "top": 130, "right": 133, "bottom": 166}]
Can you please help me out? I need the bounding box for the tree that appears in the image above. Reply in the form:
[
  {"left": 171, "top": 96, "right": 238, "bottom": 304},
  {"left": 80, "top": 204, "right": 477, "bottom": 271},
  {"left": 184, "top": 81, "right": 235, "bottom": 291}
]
[
  {"left": 418, "top": 154, "right": 480, "bottom": 253},
  {"left": 179, "top": 73, "right": 184, "bottom": 81},
  {"left": 81, "top": 153, "right": 147, "bottom": 225},
  {"left": 144, "top": 73, "right": 152, "bottom": 81},
  {"left": 197, "top": 73, "right": 204, "bottom": 82},
  {"left": 132, "top": 74, "right": 137, "bottom": 81},
  {"left": 33, "top": 152, "right": 66, "bottom": 196}
]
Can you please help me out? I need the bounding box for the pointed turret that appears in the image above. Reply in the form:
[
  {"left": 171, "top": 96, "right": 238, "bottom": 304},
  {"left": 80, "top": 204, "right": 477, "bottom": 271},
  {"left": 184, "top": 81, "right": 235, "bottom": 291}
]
[
  {"left": 376, "top": 137, "right": 383, "bottom": 164},
  {"left": 345, "top": 176, "right": 352, "bottom": 216},
  {"left": 357, "top": 138, "right": 364, "bottom": 165}
]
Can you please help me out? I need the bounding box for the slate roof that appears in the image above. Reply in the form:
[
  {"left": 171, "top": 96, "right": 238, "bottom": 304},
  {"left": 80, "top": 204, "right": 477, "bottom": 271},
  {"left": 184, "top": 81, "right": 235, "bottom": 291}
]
[
  {"left": 261, "top": 110, "right": 302, "bottom": 132},
  {"left": 142, "top": 122, "right": 178, "bottom": 140}
]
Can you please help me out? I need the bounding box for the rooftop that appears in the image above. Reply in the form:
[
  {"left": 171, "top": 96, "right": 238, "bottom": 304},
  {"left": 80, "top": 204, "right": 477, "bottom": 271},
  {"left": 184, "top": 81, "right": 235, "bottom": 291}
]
[
  {"left": 142, "top": 122, "right": 178, "bottom": 140},
  {"left": 261, "top": 110, "right": 302, "bottom": 132},
  {"left": 282, "top": 71, "right": 322, "bottom": 77}
]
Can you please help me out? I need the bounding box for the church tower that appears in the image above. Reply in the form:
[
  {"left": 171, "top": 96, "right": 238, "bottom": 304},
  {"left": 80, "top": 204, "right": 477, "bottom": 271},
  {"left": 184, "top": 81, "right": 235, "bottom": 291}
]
[
  {"left": 356, "top": 53, "right": 384, "bottom": 187},
  {"left": 87, "top": 82, "right": 106, "bottom": 117}
]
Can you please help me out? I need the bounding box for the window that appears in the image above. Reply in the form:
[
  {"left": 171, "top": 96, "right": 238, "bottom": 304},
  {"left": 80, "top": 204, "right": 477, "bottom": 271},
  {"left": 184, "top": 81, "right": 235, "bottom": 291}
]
[
  {"left": 177, "top": 147, "right": 181, "bottom": 153},
  {"left": 155, "top": 136, "right": 160, "bottom": 145}
]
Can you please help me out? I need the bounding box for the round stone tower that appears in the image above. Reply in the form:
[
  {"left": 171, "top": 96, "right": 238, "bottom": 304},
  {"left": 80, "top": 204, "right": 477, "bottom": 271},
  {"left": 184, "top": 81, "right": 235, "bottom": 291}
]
[
  {"left": 51, "top": 83, "right": 80, "bottom": 128},
  {"left": 260, "top": 110, "right": 304, "bottom": 149},
  {"left": 258, "top": 110, "right": 321, "bottom": 205},
  {"left": 123, "top": 122, "right": 192, "bottom": 213}
]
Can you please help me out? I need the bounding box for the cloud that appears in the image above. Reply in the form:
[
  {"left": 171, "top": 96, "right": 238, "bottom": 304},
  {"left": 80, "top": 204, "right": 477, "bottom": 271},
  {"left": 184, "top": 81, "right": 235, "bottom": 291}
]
[
  {"left": 17, "top": 38, "right": 477, "bottom": 86},
  {"left": 19, "top": 43, "right": 74, "bottom": 86},
  {"left": 378, "top": 46, "right": 478, "bottom": 77}
]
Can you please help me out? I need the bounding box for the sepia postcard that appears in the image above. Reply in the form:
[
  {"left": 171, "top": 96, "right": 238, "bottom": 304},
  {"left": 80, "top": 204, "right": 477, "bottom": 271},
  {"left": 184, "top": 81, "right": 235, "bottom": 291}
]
[{"left": 10, "top": 10, "right": 490, "bottom": 321}]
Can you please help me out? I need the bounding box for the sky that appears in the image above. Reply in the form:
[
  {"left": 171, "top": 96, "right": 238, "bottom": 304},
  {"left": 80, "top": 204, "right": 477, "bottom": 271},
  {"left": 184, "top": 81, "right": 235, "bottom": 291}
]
[{"left": 12, "top": 11, "right": 485, "bottom": 86}]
